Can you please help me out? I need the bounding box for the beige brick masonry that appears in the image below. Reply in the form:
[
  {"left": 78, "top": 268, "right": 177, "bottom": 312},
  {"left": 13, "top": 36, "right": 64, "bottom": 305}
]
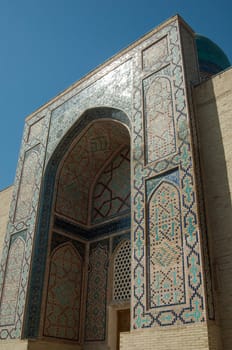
[
  {"left": 120, "top": 323, "right": 211, "bottom": 350},
  {"left": 194, "top": 67, "right": 232, "bottom": 350}
]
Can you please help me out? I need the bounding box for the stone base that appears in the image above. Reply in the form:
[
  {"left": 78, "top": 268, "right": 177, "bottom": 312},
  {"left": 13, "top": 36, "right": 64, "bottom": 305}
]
[
  {"left": 120, "top": 323, "right": 221, "bottom": 350},
  {"left": 0, "top": 323, "right": 222, "bottom": 350},
  {"left": 0, "top": 340, "right": 28, "bottom": 350},
  {"left": 0, "top": 339, "right": 81, "bottom": 350},
  {"left": 0, "top": 339, "right": 111, "bottom": 350}
]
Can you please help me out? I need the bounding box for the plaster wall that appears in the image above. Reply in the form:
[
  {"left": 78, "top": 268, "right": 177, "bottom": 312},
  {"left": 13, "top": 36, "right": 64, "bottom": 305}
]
[
  {"left": 193, "top": 67, "right": 232, "bottom": 350},
  {"left": 0, "top": 186, "right": 13, "bottom": 258}
]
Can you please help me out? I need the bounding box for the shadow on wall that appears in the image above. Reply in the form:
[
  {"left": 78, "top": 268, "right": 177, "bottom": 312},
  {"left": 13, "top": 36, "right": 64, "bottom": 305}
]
[{"left": 193, "top": 70, "right": 232, "bottom": 350}]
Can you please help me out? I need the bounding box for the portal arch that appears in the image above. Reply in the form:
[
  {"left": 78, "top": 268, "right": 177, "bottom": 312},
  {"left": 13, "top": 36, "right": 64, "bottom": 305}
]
[{"left": 24, "top": 107, "right": 131, "bottom": 350}]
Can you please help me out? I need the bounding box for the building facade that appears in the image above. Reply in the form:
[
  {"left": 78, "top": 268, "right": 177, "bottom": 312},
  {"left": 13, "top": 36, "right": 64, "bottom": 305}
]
[{"left": 0, "top": 15, "right": 231, "bottom": 350}]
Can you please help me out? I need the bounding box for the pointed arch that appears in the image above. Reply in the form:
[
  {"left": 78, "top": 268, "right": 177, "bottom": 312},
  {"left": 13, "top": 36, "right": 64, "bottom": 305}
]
[
  {"left": 147, "top": 180, "right": 185, "bottom": 308},
  {"left": 24, "top": 107, "right": 131, "bottom": 338},
  {"left": 43, "top": 243, "right": 83, "bottom": 340}
]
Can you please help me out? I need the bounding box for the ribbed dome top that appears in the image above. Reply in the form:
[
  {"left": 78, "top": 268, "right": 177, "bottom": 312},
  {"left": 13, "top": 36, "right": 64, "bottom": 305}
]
[{"left": 195, "top": 34, "right": 230, "bottom": 75}]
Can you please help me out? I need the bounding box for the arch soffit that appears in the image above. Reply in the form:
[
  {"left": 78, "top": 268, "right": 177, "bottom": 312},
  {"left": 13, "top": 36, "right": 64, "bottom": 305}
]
[{"left": 43, "top": 107, "right": 131, "bottom": 227}]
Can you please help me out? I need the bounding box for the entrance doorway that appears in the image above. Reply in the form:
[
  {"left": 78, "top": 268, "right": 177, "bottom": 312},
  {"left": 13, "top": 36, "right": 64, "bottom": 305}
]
[{"left": 117, "top": 309, "right": 130, "bottom": 350}]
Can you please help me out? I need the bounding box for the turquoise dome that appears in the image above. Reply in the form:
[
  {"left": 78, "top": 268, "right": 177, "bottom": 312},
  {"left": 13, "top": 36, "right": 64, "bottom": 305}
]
[{"left": 195, "top": 34, "right": 230, "bottom": 75}]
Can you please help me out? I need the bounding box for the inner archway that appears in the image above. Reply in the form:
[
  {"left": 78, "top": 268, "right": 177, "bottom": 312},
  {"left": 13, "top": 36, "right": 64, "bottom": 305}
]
[{"left": 55, "top": 119, "right": 131, "bottom": 228}]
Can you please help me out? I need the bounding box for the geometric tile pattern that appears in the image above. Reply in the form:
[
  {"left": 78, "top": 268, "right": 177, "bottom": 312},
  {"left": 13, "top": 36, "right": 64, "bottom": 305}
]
[
  {"left": 92, "top": 146, "right": 130, "bottom": 224},
  {"left": 14, "top": 147, "right": 39, "bottom": 222},
  {"left": 142, "top": 36, "right": 169, "bottom": 71},
  {"left": 43, "top": 243, "right": 82, "bottom": 340},
  {"left": 113, "top": 240, "right": 131, "bottom": 301},
  {"left": 143, "top": 75, "right": 176, "bottom": 163},
  {"left": 0, "top": 237, "right": 25, "bottom": 326},
  {"left": 27, "top": 117, "right": 44, "bottom": 143},
  {"left": 148, "top": 181, "right": 185, "bottom": 308},
  {"left": 0, "top": 122, "right": 46, "bottom": 337},
  {"left": 0, "top": 119, "right": 47, "bottom": 339},
  {"left": 47, "top": 59, "right": 133, "bottom": 161},
  {"left": 132, "top": 20, "right": 205, "bottom": 329},
  {"left": 85, "top": 241, "right": 108, "bottom": 341},
  {"left": 56, "top": 121, "right": 130, "bottom": 226},
  {"left": 21, "top": 109, "right": 131, "bottom": 340},
  {"left": 0, "top": 17, "right": 212, "bottom": 342}
]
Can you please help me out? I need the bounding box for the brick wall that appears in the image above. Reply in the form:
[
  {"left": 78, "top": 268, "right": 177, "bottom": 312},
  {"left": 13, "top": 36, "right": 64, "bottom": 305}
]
[
  {"left": 194, "top": 67, "right": 232, "bottom": 350},
  {"left": 120, "top": 323, "right": 210, "bottom": 350}
]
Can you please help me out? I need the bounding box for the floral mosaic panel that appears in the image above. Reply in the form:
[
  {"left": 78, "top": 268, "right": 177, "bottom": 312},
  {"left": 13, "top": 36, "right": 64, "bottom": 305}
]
[
  {"left": 92, "top": 146, "right": 130, "bottom": 224},
  {"left": 147, "top": 179, "right": 185, "bottom": 308},
  {"left": 43, "top": 243, "right": 82, "bottom": 340},
  {"left": 0, "top": 237, "right": 25, "bottom": 326},
  {"left": 85, "top": 241, "right": 108, "bottom": 341}
]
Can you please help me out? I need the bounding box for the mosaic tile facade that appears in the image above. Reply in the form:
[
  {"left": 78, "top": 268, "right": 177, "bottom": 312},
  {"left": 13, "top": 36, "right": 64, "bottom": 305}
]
[
  {"left": 43, "top": 243, "right": 82, "bottom": 340},
  {"left": 27, "top": 117, "right": 45, "bottom": 143},
  {"left": 147, "top": 178, "right": 185, "bottom": 308},
  {"left": 0, "top": 235, "right": 25, "bottom": 326},
  {"left": 85, "top": 241, "right": 109, "bottom": 341},
  {"left": 112, "top": 231, "right": 131, "bottom": 252},
  {"left": 131, "top": 20, "right": 205, "bottom": 329},
  {"left": 92, "top": 146, "right": 130, "bottom": 224},
  {"left": 0, "top": 16, "right": 212, "bottom": 346},
  {"left": 46, "top": 60, "right": 133, "bottom": 163},
  {"left": 23, "top": 108, "right": 131, "bottom": 339},
  {"left": 143, "top": 74, "right": 176, "bottom": 163},
  {"left": 142, "top": 36, "right": 169, "bottom": 71},
  {"left": 0, "top": 110, "right": 51, "bottom": 339},
  {"left": 14, "top": 146, "right": 40, "bottom": 222}
]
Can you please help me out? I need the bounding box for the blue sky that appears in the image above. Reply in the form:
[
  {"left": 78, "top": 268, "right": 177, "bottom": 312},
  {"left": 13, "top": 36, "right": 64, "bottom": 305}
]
[{"left": 0, "top": 0, "right": 231, "bottom": 190}]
